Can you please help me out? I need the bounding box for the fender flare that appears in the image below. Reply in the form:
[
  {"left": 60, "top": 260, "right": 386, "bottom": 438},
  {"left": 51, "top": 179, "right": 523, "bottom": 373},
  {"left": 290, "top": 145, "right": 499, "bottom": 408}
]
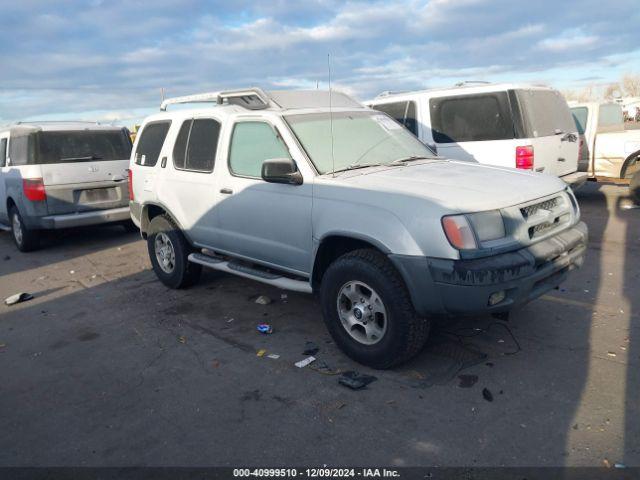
[{"left": 620, "top": 150, "right": 640, "bottom": 179}]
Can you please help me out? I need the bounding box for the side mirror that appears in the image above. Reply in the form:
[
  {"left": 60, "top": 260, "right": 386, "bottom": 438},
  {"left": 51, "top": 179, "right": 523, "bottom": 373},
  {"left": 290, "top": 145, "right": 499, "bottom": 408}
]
[{"left": 261, "top": 158, "right": 303, "bottom": 185}]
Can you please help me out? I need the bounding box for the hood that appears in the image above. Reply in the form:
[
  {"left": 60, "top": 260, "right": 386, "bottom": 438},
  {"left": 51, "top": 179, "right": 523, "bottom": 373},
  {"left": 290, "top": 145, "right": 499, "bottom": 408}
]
[{"left": 322, "top": 160, "right": 566, "bottom": 212}]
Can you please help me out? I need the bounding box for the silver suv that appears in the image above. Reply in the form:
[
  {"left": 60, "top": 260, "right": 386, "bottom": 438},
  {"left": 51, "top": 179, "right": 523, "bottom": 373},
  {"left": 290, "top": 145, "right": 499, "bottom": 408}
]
[
  {"left": 0, "top": 122, "right": 133, "bottom": 251},
  {"left": 129, "top": 88, "right": 588, "bottom": 368}
]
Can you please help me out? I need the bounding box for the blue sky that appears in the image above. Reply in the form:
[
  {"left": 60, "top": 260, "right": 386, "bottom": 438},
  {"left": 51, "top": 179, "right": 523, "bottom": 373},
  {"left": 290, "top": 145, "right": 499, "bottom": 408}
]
[{"left": 1, "top": 0, "right": 639, "bottom": 125}]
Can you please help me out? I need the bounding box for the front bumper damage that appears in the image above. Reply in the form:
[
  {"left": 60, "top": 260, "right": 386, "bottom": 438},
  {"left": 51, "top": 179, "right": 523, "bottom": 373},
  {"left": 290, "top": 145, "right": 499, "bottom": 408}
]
[{"left": 390, "top": 222, "right": 588, "bottom": 316}]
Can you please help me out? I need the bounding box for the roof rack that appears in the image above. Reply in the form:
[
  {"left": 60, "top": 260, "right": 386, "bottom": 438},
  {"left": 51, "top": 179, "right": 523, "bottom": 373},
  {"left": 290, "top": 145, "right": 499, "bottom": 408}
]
[
  {"left": 16, "top": 120, "right": 100, "bottom": 125},
  {"left": 454, "top": 80, "right": 491, "bottom": 87},
  {"left": 375, "top": 90, "right": 409, "bottom": 98},
  {"left": 160, "top": 88, "right": 272, "bottom": 111}
]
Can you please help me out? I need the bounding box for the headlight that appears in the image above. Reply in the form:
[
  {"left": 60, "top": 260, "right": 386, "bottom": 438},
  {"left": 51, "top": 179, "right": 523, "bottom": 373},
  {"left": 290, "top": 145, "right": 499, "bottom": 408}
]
[{"left": 442, "top": 210, "right": 505, "bottom": 250}]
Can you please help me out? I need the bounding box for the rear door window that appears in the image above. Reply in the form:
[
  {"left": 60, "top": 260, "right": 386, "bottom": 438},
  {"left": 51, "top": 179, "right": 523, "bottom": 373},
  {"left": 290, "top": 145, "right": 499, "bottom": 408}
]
[
  {"left": 371, "top": 101, "right": 419, "bottom": 136},
  {"left": 429, "top": 93, "right": 515, "bottom": 143},
  {"left": 34, "top": 130, "right": 132, "bottom": 164},
  {"left": 173, "top": 118, "right": 220, "bottom": 172},
  {"left": 571, "top": 107, "right": 588, "bottom": 134},
  {"left": 134, "top": 121, "right": 171, "bottom": 166},
  {"left": 517, "top": 90, "right": 576, "bottom": 138}
]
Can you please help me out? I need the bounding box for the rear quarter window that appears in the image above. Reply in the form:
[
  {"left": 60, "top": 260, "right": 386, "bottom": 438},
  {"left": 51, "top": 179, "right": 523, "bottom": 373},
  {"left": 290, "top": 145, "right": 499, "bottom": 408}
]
[
  {"left": 429, "top": 93, "right": 515, "bottom": 143},
  {"left": 517, "top": 90, "right": 576, "bottom": 138},
  {"left": 598, "top": 104, "right": 624, "bottom": 128},
  {"left": 134, "top": 121, "right": 171, "bottom": 167}
]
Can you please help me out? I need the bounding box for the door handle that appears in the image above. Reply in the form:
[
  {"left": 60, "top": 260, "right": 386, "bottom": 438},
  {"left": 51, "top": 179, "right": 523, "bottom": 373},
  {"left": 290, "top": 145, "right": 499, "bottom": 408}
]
[
  {"left": 160, "top": 157, "right": 167, "bottom": 168},
  {"left": 220, "top": 188, "right": 233, "bottom": 194},
  {"left": 558, "top": 157, "right": 566, "bottom": 162}
]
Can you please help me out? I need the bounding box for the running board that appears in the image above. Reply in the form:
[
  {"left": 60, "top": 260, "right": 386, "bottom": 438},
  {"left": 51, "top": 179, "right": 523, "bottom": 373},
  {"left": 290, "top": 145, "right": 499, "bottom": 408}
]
[{"left": 188, "top": 253, "right": 312, "bottom": 293}]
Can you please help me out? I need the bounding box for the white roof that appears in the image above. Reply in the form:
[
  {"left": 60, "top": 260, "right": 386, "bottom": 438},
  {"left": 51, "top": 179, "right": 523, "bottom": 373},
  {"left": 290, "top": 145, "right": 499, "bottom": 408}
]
[
  {"left": 367, "top": 82, "right": 557, "bottom": 104},
  {"left": 1, "top": 121, "right": 125, "bottom": 133}
]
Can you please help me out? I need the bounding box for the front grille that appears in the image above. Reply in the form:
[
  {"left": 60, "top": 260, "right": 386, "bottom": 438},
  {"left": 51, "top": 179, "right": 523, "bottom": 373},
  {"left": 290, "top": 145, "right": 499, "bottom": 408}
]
[
  {"left": 518, "top": 194, "right": 571, "bottom": 240},
  {"left": 520, "top": 197, "right": 560, "bottom": 219}
]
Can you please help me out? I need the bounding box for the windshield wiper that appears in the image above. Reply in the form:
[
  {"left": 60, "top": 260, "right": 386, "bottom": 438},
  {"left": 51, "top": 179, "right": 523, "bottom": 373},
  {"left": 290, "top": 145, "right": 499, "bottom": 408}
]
[
  {"left": 390, "top": 155, "right": 431, "bottom": 164},
  {"left": 60, "top": 154, "right": 103, "bottom": 162},
  {"left": 331, "top": 163, "right": 384, "bottom": 174}
]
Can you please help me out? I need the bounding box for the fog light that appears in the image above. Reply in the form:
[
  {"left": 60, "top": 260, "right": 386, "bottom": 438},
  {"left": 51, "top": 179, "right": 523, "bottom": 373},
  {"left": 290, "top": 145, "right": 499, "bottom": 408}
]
[{"left": 488, "top": 290, "right": 506, "bottom": 306}]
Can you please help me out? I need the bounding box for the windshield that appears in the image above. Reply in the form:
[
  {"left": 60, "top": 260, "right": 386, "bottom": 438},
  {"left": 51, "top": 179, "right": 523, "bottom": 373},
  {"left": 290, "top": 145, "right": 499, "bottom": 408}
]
[
  {"left": 34, "top": 130, "right": 132, "bottom": 164},
  {"left": 284, "top": 111, "right": 437, "bottom": 174}
]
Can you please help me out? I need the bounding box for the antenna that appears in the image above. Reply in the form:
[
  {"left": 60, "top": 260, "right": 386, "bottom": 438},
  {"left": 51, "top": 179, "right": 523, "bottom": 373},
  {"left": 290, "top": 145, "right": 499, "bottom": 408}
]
[
  {"left": 328, "top": 54, "right": 336, "bottom": 177},
  {"left": 161, "top": 87, "right": 166, "bottom": 103}
]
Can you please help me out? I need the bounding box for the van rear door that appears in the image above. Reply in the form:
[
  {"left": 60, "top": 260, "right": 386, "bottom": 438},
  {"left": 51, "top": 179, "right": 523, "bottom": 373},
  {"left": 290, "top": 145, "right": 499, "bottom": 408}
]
[
  {"left": 517, "top": 90, "right": 579, "bottom": 177},
  {"left": 35, "top": 129, "right": 132, "bottom": 215}
]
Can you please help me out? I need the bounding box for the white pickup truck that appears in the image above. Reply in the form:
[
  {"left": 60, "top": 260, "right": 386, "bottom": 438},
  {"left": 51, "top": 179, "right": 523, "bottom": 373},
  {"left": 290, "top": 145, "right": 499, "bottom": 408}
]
[{"left": 570, "top": 102, "right": 640, "bottom": 202}]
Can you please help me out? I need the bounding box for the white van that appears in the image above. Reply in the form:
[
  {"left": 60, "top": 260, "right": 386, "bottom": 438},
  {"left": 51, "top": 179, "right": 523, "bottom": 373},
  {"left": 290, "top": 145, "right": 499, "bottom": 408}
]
[
  {"left": 367, "top": 83, "right": 587, "bottom": 188},
  {"left": 0, "top": 122, "right": 133, "bottom": 251}
]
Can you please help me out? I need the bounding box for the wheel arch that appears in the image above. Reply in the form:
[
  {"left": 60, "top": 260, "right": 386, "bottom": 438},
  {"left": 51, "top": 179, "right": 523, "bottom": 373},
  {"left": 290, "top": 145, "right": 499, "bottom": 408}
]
[
  {"left": 620, "top": 150, "right": 640, "bottom": 179},
  {"left": 140, "top": 202, "right": 182, "bottom": 238},
  {"left": 311, "top": 233, "right": 391, "bottom": 291}
]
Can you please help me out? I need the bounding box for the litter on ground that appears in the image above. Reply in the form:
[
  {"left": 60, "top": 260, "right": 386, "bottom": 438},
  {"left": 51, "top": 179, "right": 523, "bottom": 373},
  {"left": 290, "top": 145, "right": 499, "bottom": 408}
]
[
  {"left": 482, "top": 388, "right": 494, "bottom": 402},
  {"left": 254, "top": 295, "right": 272, "bottom": 305},
  {"left": 257, "top": 323, "right": 273, "bottom": 334},
  {"left": 267, "top": 354, "right": 280, "bottom": 359},
  {"left": 303, "top": 341, "right": 319, "bottom": 355},
  {"left": 338, "top": 371, "right": 378, "bottom": 390},
  {"left": 4, "top": 292, "right": 34, "bottom": 306},
  {"left": 295, "top": 356, "right": 316, "bottom": 368},
  {"left": 256, "top": 349, "right": 267, "bottom": 357}
]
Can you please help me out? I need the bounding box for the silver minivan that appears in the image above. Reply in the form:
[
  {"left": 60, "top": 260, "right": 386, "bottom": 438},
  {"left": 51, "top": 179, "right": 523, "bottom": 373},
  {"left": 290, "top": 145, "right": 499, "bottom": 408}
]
[{"left": 0, "top": 122, "right": 133, "bottom": 251}]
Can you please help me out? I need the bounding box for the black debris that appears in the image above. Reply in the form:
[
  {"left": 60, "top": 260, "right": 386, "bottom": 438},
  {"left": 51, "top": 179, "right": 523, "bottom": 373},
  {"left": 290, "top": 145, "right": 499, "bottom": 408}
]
[
  {"left": 485, "top": 362, "right": 494, "bottom": 367},
  {"left": 338, "top": 371, "right": 378, "bottom": 390},
  {"left": 458, "top": 374, "right": 478, "bottom": 388},
  {"left": 482, "top": 388, "right": 494, "bottom": 402},
  {"left": 303, "top": 341, "right": 319, "bottom": 356},
  {"left": 3, "top": 255, "right": 10, "bottom": 261}
]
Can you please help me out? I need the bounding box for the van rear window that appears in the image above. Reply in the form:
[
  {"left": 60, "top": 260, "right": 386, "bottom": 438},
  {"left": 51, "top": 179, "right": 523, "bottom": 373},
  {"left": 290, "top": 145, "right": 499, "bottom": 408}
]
[
  {"left": 429, "top": 93, "right": 515, "bottom": 143},
  {"left": 517, "top": 90, "right": 576, "bottom": 138},
  {"left": 34, "top": 130, "right": 132, "bottom": 164}
]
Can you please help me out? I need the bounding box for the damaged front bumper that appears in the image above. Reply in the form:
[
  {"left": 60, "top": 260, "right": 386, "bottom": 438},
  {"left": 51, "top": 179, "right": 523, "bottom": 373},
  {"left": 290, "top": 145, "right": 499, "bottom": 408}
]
[{"left": 390, "top": 222, "right": 588, "bottom": 316}]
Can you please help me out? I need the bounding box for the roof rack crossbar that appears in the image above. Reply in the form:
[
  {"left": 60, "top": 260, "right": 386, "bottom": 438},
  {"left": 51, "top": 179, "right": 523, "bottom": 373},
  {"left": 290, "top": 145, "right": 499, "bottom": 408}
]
[{"left": 160, "top": 88, "right": 272, "bottom": 111}]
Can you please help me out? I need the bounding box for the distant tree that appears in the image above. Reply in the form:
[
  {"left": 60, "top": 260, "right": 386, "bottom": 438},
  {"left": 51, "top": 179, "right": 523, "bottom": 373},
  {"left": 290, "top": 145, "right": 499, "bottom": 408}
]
[
  {"left": 561, "top": 86, "right": 594, "bottom": 102},
  {"left": 604, "top": 83, "right": 622, "bottom": 100},
  {"left": 621, "top": 74, "right": 640, "bottom": 97}
]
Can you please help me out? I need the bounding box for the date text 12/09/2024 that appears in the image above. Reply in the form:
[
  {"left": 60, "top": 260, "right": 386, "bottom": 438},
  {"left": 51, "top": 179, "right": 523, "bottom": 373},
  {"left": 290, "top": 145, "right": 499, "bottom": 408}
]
[{"left": 233, "top": 468, "right": 400, "bottom": 478}]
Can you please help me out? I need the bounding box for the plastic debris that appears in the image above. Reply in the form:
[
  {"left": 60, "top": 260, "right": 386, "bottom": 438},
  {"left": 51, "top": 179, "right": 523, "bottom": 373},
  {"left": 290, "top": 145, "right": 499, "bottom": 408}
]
[
  {"left": 303, "top": 341, "right": 319, "bottom": 356},
  {"left": 4, "top": 292, "right": 34, "bottom": 306},
  {"left": 226, "top": 318, "right": 234, "bottom": 323},
  {"left": 607, "top": 352, "right": 617, "bottom": 357},
  {"left": 295, "top": 356, "right": 316, "bottom": 368},
  {"left": 257, "top": 323, "right": 273, "bottom": 334},
  {"left": 339, "top": 371, "right": 378, "bottom": 390},
  {"left": 69, "top": 270, "right": 75, "bottom": 275},
  {"left": 256, "top": 349, "right": 267, "bottom": 357},
  {"left": 177, "top": 335, "right": 186, "bottom": 344},
  {"left": 310, "top": 360, "right": 341, "bottom": 375},
  {"left": 254, "top": 295, "right": 272, "bottom": 305},
  {"left": 267, "top": 353, "right": 280, "bottom": 359},
  {"left": 482, "top": 388, "right": 494, "bottom": 402},
  {"left": 603, "top": 459, "right": 611, "bottom": 468},
  {"left": 615, "top": 463, "right": 626, "bottom": 469},
  {"left": 458, "top": 374, "right": 478, "bottom": 388}
]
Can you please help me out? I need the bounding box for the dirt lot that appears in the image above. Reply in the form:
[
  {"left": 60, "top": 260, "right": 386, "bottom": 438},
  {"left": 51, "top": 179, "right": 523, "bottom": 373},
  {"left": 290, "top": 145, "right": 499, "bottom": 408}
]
[{"left": 0, "top": 182, "right": 638, "bottom": 467}]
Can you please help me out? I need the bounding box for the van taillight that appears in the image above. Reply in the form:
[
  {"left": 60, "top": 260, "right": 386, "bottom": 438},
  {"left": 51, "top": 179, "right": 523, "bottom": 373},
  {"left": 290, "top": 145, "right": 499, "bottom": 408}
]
[
  {"left": 516, "top": 146, "right": 534, "bottom": 170},
  {"left": 128, "top": 169, "right": 134, "bottom": 201},
  {"left": 23, "top": 178, "right": 46, "bottom": 201}
]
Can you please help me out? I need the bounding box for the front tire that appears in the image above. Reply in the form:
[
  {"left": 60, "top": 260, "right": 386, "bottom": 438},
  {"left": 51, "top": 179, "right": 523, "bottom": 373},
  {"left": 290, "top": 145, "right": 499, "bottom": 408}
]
[
  {"left": 9, "top": 206, "right": 40, "bottom": 252},
  {"left": 147, "top": 215, "right": 201, "bottom": 289},
  {"left": 320, "top": 249, "right": 430, "bottom": 369}
]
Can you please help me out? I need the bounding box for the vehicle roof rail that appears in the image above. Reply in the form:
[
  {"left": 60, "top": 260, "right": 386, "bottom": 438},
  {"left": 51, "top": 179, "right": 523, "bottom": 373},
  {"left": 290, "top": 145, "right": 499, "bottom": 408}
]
[
  {"left": 454, "top": 80, "right": 491, "bottom": 87},
  {"left": 15, "top": 120, "right": 100, "bottom": 125},
  {"left": 160, "top": 88, "right": 272, "bottom": 111},
  {"left": 375, "top": 90, "right": 408, "bottom": 98}
]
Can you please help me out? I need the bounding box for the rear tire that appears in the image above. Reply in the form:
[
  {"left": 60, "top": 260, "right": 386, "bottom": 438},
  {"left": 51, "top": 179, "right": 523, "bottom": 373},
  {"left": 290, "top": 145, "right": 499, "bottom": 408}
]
[
  {"left": 630, "top": 171, "right": 640, "bottom": 205},
  {"left": 9, "top": 206, "right": 40, "bottom": 252},
  {"left": 147, "top": 215, "right": 201, "bottom": 289},
  {"left": 320, "top": 249, "right": 430, "bottom": 369}
]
